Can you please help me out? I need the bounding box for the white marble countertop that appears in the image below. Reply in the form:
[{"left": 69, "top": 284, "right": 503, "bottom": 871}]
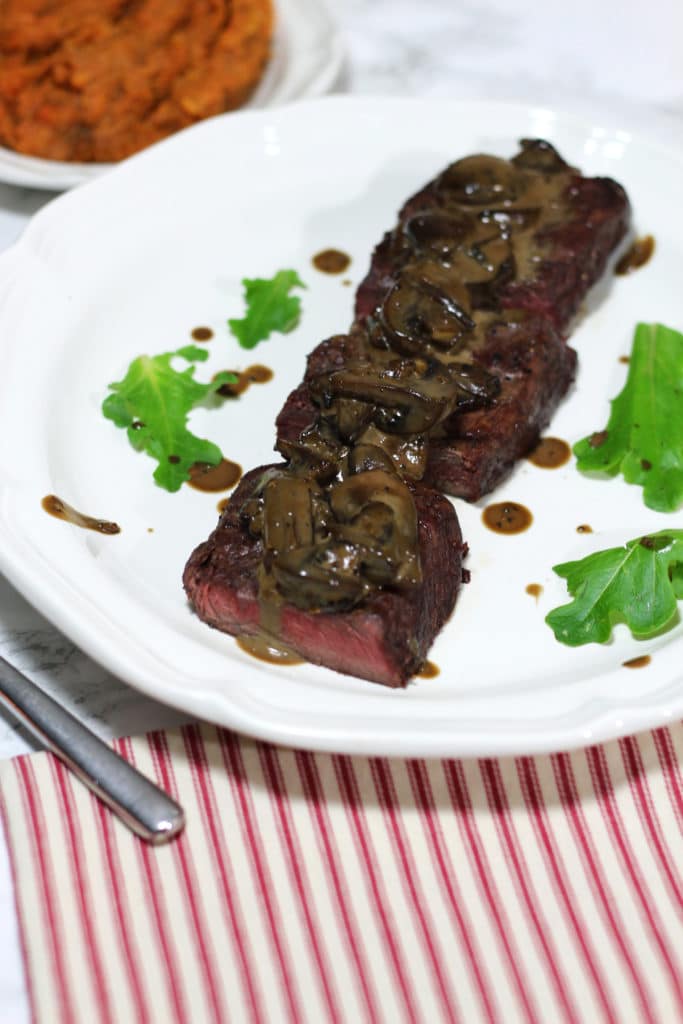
[{"left": 1, "top": 0, "right": 682, "bottom": 1018}]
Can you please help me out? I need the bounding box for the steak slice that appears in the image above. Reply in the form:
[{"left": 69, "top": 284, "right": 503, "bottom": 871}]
[
  {"left": 276, "top": 316, "right": 577, "bottom": 501},
  {"left": 354, "top": 143, "right": 630, "bottom": 333},
  {"left": 275, "top": 140, "right": 629, "bottom": 501},
  {"left": 425, "top": 318, "right": 576, "bottom": 499},
  {"left": 183, "top": 465, "right": 465, "bottom": 687}
]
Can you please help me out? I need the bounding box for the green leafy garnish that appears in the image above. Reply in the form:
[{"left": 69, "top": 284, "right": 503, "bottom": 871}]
[
  {"left": 574, "top": 322, "right": 683, "bottom": 512},
  {"left": 228, "top": 270, "right": 305, "bottom": 350},
  {"left": 545, "top": 530, "right": 683, "bottom": 646},
  {"left": 102, "top": 345, "right": 236, "bottom": 492}
]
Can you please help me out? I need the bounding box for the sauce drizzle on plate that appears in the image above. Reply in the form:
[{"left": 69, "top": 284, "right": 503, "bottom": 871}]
[
  {"left": 623, "top": 654, "right": 651, "bottom": 669},
  {"left": 218, "top": 364, "right": 273, "bottom": 397},
  {"left": 42, "top": 495, "right": 120, "bottom": 534},
  {"left": 528, "top": 437, "right": 571, "bottom": 468},
  {"left": 312, "top": 248, "right": 351, "bottom": 274},
  {"left": 482, "top": 502, "right": 533, "bottom": 534},
  {"left": 188, "top": 459, "right": 242, "bottom": 492},
  {"left": 615, "top": 235, "right": 655, "bottom": 275}
]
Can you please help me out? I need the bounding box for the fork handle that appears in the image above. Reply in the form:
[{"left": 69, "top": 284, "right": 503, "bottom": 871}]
[{"left": 0, "top": 654, "right": 185, "bottom": 844}]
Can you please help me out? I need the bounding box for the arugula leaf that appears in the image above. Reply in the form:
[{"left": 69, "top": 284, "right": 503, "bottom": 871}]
[
  {"left": 545, "top": 529, "right": 683, "bottom": 646},
  {"left": 102, "top": 345, "right": 235, "bottom": 492},
  {"left": 228, "top": 270, "right": 305, "bottom": 350},
  {"left": 573, "top": 322, "right": 683, "bottom": 512}
]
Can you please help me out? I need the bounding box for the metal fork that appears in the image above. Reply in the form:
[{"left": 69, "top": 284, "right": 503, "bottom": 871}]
[{"left": 0, "top": 654, "right": 185, "bottom": 844}]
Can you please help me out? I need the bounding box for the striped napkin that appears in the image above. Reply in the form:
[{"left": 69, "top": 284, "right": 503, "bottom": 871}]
[{"left": 1, "top": 723, "right": 682, "bottom": 1024}]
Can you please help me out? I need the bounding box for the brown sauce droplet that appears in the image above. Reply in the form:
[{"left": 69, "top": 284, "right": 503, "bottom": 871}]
[
  {"left": 188, "top": 458, "right": 242, "bottom": 492},
  {"left": 576, "top": 524, "right": 593, "bottom": 534},
  {"left": 217, "top": 497, "right": 230, "bottom": 513},
  {"left": 236, "top": 635, "right": 304, "bottom": 665},
  {"left": 528, "top": 436, "right": 571, "bottom": 468},
  {"left": 526, "top": 583, "right": 543, "bottom": 599},
  {"left": 312, "top": 248, "right": 351, "bottom": 274},
  {"left": 342, "top": 278, "right": 352, "bottom": 287},
  {"left": 615, "top": 235, "right": 655, "bottom": 275},
  {"left": 191, "top": 326, "right": 213, "bottom": 342},
  {"left": 619, "top": 355, "right": 630, "bottom": 364},
  {"left": 589, "top": 430, "right": 609, "bottom": 449},
  {"left": 218, "top": 364, "right": 274, "bottom": 397},
  {"left": 42, "top": 495, "right": 120, "bottom": 534},
  {"left": 482, "top": 501, "right": 532, "bottom": 534},
  {"left": 417, "top": 660, "right": 440, "bottom": 678},
  {"left": 623, "top": 654, "right": 651, "bottom": 669}
]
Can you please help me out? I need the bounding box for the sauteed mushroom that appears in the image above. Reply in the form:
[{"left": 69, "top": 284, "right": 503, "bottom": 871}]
[
  {"left": 271, "top": 541, "right": 370, "bottom": 610},
  {"left": 437, "top": 155, "right": 523, "bottom": 206},
  {"left": 310, "top": 357, "right": 499, "bottom": 438},
  {"left": 381, "top": 262, "right": 474, "bottom": 353},
  {"left": 252, "top": 462, "right": 423, "bottom": 611},
  {"left": 511, "top": 138, "right": 572, "bottom": 175}
]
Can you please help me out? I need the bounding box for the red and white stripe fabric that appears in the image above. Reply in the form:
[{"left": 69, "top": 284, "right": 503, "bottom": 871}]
[{"left": 1, "top": 722, "right": 682, "bottom": 1024}]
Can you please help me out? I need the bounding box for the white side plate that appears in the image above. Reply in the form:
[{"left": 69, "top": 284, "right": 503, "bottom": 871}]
[
  {"left": 0, "top": 0, "right": 344, "bottom": 191},
  {"left": 0, "top": 96, "right": 681, "bottom": 757}
]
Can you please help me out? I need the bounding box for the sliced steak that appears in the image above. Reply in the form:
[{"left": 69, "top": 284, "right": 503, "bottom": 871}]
[
  {"left": 185, "top": 139, "right": 630, "bottom": 687},
  {"left": 425, "top": 318, "right": 577, "bottom": 499},
  {"left": 183, "top": 465, "right": 465, "bottom": 687}
]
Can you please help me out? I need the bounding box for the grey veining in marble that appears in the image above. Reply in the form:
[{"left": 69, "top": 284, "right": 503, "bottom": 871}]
[
  {"left": 335, "top": 0, "right": 683, "bottom": 141},
  {"left": 0, "top": 578, "right": 188, "bottom": 760}
]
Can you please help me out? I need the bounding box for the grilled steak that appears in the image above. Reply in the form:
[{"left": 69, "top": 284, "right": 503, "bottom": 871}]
[
  {"left": 355, "top": 143, "right": 630, "bottom": 334},
  {"left": 276, "top": 315, "right": 576, "bottom": 501},
  {"left": 184, "top": 139, "right": 631, "bottom": 686},
  {"left": 183, "top": 465, "right": 465, "bottom": 687},
  {"left": 278, "top": 139, "right": 629, "bottom": 500}
]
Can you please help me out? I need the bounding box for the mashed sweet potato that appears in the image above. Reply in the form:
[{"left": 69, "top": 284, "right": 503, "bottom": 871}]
[{"left": 0, "top": 0, "right": 273, "bottom": 163}]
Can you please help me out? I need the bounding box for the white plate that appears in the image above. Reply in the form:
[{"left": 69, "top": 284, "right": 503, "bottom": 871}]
[
  {"left": 0, "top": 96, "right": 681, "bottom": 757},
  {"left": 0, "top": 0, "right": 344, "bottom": 191}
]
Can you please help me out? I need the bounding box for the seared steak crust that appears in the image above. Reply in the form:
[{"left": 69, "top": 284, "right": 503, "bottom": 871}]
[
  {"left": 183, "top": 465, "right": 465, "bottom": 687},
  {"left": 356, "top": 170, "right": 630, "bottom": 332}
]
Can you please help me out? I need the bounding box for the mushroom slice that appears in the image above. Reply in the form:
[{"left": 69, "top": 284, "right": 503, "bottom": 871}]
[
  {"left": 440, "top": 233, "right": 515, "bottom": 288},
  {"left": 403, "top": 210, "right": 480, "bottom": 259},
  {"left": 311, "top": 359, "right": 451, "bottom": 435},
  {"left": 278, "top": 422, "right": 348, "bottom": 484},
  {"left": 272, "top": 541, "right": 370, "bottom": 611},
  {"left": 346, "top": 443, "right": 397, "bottom": 476},
  {"left": 381, "top": 263, "right": 474, "bottom": 354},
  {"left": 330, "top": 469, "right": 421, "bottom": 587},
  {"left": 436, "top": 155, "right": 524, "bottom": 206},
  {"left": 511, "top": 138, "right": 573, "bottom": 175},
  {"left": 355, "top": 426, "right": 429, "bottom": 479},
  {"left": 262, "top": 475, "right": 318, "bottom": 555},
  {"left": 447, "top": 361, "right": 501, "bottom": 409}
]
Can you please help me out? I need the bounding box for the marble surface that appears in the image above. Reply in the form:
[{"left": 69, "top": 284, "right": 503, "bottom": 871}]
[{"left": 1, "top": 0, "right": 683, "bottom": 1019}]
